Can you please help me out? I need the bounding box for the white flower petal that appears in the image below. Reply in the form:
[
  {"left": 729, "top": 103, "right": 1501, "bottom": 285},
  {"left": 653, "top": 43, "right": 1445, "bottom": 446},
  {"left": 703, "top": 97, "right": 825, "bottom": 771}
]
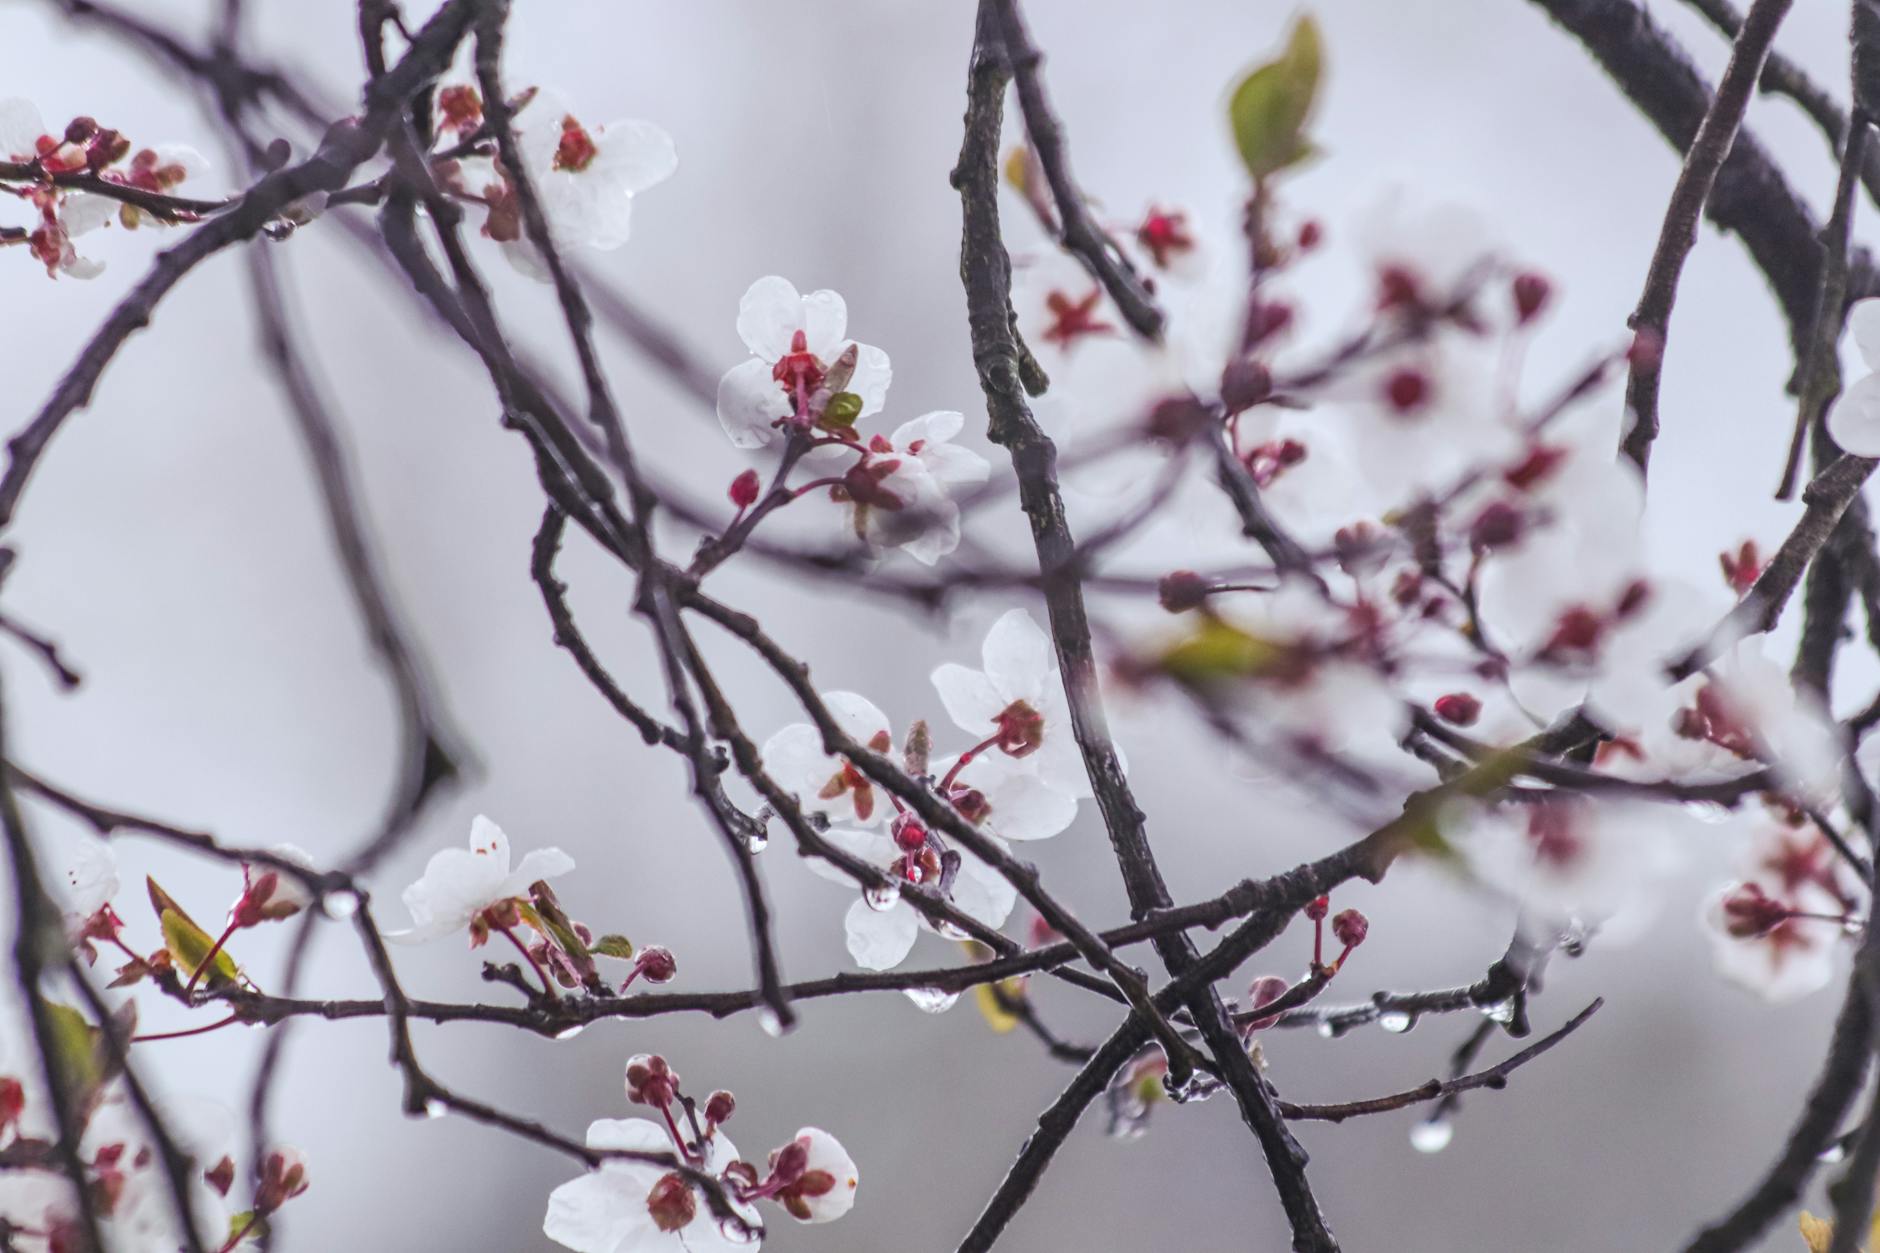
[
  {"left": 981, "top": 609, "right": 1053, "bottom": 705},
  {"left": 736, "top": 276, "right": 806, "bottom": 360},
  {"left": 931, "top": 663, "right": 1006, "bottom": 734},
  {"left": 543, "top": 1166, "right": 654, "bottom": 1252},
  {"left": 787, "top": 1128, "right": 858, "bottom": 1224},
  {"left": 1852, "top": 298, "right": 1880, "bottom": 371},
  {"left": 798, "top": 289, "right": 849, "bottom": 360},
  {"left": 1827, "top": 370, "right": 1880, "bottom": 457},
  {"left": 844, "top": 343, "right": 892, "bottom": 416},
  {"left": 598, "top": 119, "right": 677, "bottom": 196},
  {"left": 804, "top": 827, "right": 894, "bottom": 885},
  {"left": 716, "top": 358, "right": 790, "bottom": 449},
  {"left": 844, "top": 896, "right": 919, "bottom": 970}
]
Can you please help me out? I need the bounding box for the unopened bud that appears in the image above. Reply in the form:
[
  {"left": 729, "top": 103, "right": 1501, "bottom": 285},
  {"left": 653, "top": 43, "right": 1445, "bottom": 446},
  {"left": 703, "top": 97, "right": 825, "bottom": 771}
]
[
  {"left": 1511, "top": 272, "right": 1552, "bottom": 325},
  {"left": 1332, "top": 909, "right": 1369, "bottom": 950},
  {"left": 704, "top": 1090, "right": 736, "bottom": 1126},
  {"left": 1304, "top": 895, "right": 1329, "bottom": 923},
  {"left": 728, "top": 469, "right": 761, "bottom": 509},
  {"left": 634, "top": 946, "right": 677, "bottom": 985},
  {"left": 1157, "top": 570, "right": 1210, "bottom": 613},
  {"left": 1432, "top": 692, "right": 1482, "bottom": 726}
]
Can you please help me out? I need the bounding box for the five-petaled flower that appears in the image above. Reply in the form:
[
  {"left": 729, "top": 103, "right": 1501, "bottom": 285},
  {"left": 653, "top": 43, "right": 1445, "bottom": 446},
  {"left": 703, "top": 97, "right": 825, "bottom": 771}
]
[
  {"left": 388, "top": 815, "right": 574, "bottom": 944},
  {"left": 822, "top": 410, "right": 990, "bottom": 564},
  {"left": 716, "top": 276, "right": 892, "bottom": 449},
  {"left": 544, "top": 1118, "right": 756, "bottom": 1252}
]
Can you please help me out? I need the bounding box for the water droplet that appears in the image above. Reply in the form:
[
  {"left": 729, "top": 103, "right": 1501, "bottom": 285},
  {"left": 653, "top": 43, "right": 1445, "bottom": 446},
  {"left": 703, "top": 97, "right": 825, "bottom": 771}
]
[
  {"left": 903, "top": 987, "right": 958, "bottom": 1014},
  {"left": 742, "top": 828, "right": 769, "bottom": 855},
  {"left": 423, "top": 1098, "right": 449, "bottom": 1120},
  {"left": 1410, "top": 1117, "right": 1453, "bottom": 1154},
  {"left": 756, "top": 1008, "right": 785, "bottom": 1038},
  {"left": 934, "top": 918, "right": 971, "bottom": 941},
  {"left": 1377, "top": 1010, "right": 1415, "bottom": 1034},
  {"left": 321, "top": 891, "right": 360, "bottom": 920},
  {"left": 1820, "top": 1141, "right": 1848, "bottom": 1164},
  {"left": 1479, "top": 998, "right": 1517, "bottom": 1025},
  {"left": 1845, "top": 917, "right": 1865, "bottom": 937},
  {"left": 554, "top": 1023, "right": 586, "bottom": 1041},
  {"left": 863, "top": 882, "right": 901, "bottom": 912},
  {"left": 1316, "top": 1020, "right": 1338, "bottom": 1039},
  {"left": 1163, "top": 1071, "right": 1218, "bottom": 1105}
]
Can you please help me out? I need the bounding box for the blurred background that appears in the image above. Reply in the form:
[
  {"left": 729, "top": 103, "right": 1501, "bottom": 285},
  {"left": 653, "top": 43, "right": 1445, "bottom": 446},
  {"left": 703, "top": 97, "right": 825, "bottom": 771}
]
[{"left": 1, "top": 1, "right": 1873, "bottom": 1249}]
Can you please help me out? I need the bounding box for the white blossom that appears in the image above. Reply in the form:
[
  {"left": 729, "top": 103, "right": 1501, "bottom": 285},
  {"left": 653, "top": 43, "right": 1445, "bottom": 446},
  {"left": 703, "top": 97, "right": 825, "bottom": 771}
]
[{"left": 387, "top": 815, "right": 573, "bottom": 944}]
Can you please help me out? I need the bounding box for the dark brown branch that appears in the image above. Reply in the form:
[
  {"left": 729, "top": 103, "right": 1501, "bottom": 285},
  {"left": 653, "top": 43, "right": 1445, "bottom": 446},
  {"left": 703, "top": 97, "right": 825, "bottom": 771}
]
[
  {"left": 1618, "top": 0, "right": 1793, "bottom": 475},
  {"left": 989, "top": 0, "right": 1164, "bottom": 340},
  {"left": 1278, "top": 998, "right": 1602, "bottom": 1122}
]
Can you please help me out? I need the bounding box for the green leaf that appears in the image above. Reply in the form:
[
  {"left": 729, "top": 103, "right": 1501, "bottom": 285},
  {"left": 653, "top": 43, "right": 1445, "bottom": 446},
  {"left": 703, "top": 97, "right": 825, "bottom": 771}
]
[
  {"left": 40, "top": 1000, "right": 104, "bottom": 1100},
  {"left": 591, "top": 934, "right": 635, "bottom": 961},
  {"left": 148, "top": 877, "right": 238, "bottom": 987},
  {"left": 1157, "top": 618, "right": 1288, "bottom": 687},
  {"left": 1228, "top": 15, "right": 1324, "bottom": 181},
  {"left": 226, "top": 1211, "right": 268, "bottom": 1246},
  {"left": 819, "top": 392, "right": 863, "bottom": 429}
]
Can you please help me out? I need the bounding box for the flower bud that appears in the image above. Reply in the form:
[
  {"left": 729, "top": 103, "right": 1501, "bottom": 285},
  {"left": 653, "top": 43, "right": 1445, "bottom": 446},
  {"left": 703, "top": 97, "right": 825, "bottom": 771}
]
[
  {"left": 1304, "top": 895, "right": 1329, "bottom": 922},
  {"left": 1244, "top": 974, "right": 1291, "bottom": 1032},
  {"left": 1220, "top": 357, "right": 1273, "bottom": 413},
  {"left": 255, "top": 1147, "right": 309, "bottom": 1213},
  {"left": 728, "top": 469, "right": 761, "bottom": 509},
  {"left": 1157, "top": 570, "right": 1210, "bottom": 613},
  {"left": 626, "top": 1053, "right": 677, "bottom": 1106},
  {"left": 1332, "top": 909, "right": 1369, "bottom": 950},
  {"left": 1511, "top": 272, "right": 1552, "bottom": 325},
  {"left": 1468, "top": 500, "right": 1524, "bottom": 552},
  {"left": 704, "top": 1090, "right": 736, "bottom": 1126},
  {"left": 645, "top": 1172, "right": 697, "bottom": 1233},
  {"left": 1432, "top": 693, "right": 1482, "bottom": 727},
  {"left": 634, "top": 946, "right": 677, "bottom": 985}
]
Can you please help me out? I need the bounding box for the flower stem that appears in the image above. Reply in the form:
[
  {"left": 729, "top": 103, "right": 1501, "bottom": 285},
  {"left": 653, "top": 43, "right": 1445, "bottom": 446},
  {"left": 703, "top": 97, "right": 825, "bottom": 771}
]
[
  {"left": 497, "top": 923, "right": 558, "bottom": 999},
  {"left": 185, "top": 920, "right": 241, "bottom": 995},
  {"left": 133, "top": 1013, "right": 242, "bottom": 1043}
]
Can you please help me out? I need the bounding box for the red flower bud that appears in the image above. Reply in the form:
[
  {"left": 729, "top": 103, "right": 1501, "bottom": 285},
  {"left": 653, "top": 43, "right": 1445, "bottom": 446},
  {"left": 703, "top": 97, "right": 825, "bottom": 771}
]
[
  {"left": 704, "top": 1090, "right": 736, "bottom": 1126},
  {"left": 1304, "top": 895, "right": 1329, "bottom": 922},
  {"left": 1433, "top": 692, "right": 1482, "bottom": 726},
  {"left": 728, "top": 468, "right": 761, "bottom": 510},
  {"left": 634, "top": 946, "right": 677, "bottom": 985},
  {"left": 1511, "top": 272, "right": 1552, "bottom": 325},
  {"left": 646, "top": 1172, "right": 697, "bottom": 1233},
  {"left": 1331, "top": 909, "right": 1368, "bottom": 950},
  {"left": 1157, "top": 570, "right": 1210, "bottom": 613}
]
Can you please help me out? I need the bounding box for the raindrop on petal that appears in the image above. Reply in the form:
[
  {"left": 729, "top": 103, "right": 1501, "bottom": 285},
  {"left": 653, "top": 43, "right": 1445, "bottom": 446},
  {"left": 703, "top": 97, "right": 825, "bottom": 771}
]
[
  {"left": 718, "top": 1215, "right": 762, "bottom": 1245},
  {"left": 864, "top": 882, "right": 902, "bottom": 912},
  {"left": 1410, "top": 1117, "right": 1453, "bottom": 1154}
]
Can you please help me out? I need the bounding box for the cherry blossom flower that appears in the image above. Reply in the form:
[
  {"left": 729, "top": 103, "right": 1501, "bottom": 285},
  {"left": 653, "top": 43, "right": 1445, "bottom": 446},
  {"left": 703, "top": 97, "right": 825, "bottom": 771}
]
[
  {"left": 762, "top": 692, "right": 896, "bottom": 828},
  {"left": 806, "top": 823, "right": 1019, "bottom": 971},
  {"left": 715, "top": 276, "right": 892, "bottom": 449},
  {"left": 544, "top": 1118, "right": 756, "bottom": 1252},
  {"left": 1449, "top": 795, "right": 1682, "bottom": 940},
  {"left": 1701, "top": 820, "right": 1854, "bottom": 1003},
  {"left": 502, "top": 90, "right": 674, "bottom": 268},
  {"left": 823, "top": 410, "right": 990, "bottom": 564},
  {"left": 387, "top": 815, "right": 574, "bottom": 944},
  {"left": 1827, "top": 298, "right": 1880, "bottom": 455},
  {"left": 931, "top": 609, "right": 1092, "bottom": 812},
  {"left": 761, "top": 1128, "right": 857, "bottom": 1224}
]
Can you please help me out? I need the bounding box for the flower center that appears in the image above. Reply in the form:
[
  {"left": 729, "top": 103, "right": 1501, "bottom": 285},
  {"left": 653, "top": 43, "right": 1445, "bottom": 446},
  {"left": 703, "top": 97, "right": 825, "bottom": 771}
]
[
  {"left": 1135, "top": 208, "right": 1194, "bottom": 268},
  {"left": 552, "top": 115, "right": 599, "bottom": 172},
  {"left": 1042, "top": 288, "right": 1115, "bottom": 350},
  {"left": 992, "top": 700, "right": 1045, "bottom": 757}
]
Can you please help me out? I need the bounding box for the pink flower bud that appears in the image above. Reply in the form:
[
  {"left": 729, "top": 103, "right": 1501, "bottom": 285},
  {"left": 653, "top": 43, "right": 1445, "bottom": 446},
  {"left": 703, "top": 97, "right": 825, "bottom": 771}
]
[
  {"left": 704, "top": 1090, "right": 736, "bottom": 1126},
  {"left": 1304, "top": 895, "right": 1329, "bottom": 923},
  {"left": 728, "top": 469, "right": 761, "bottom": 510},
  {"left": 1331, "top": 909, "right": 1368, "bottom": 950},
  {"left": 1157, "top": 570, "right": 1210, "bottom": 613},
  {"left": 1433, "top": 692, "right": 1482, "bottom": 726},
  {"left": 1382, "top": 368, "right": 1430, "bottom": 415},
  {"left": 1244, "top": 974, "right": 1291, "bottom": 1032},
  {"left": 626, "top": 1053, "right": 677, "bottom": 1106},
  {"left": 634, "top": 946, "right": 677, "bottom": 985},
  {"left": 645, "top": 1172, "right": 697, "bottom": 1233},
  {"left": 1511, "top": 272, "right": 1552, "bottom": 325}
]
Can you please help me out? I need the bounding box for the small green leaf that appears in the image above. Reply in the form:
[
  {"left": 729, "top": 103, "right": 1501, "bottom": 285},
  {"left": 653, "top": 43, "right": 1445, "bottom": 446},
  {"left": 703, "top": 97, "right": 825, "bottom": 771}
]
[
  {"left": 1157, "top": 619, "right": 1288, "bottom": 687},
  {"left": 591, "top": 934, "right": 635, "bottom": 961},
  {"left": 819, "top": 392, "right": 863, "bottom": 429},
  {"left": 149, "top": 877, "right": 238, "bottom": 986},
  {"left": 226, "top": 1211, "right": 267, "bottom": 1246},
  {"left": 39, "top": 1000, "right": 104, "bottom": 1103},
  {"left": 1228, "top": 15, "right": 1324, "bottom": 182}
]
